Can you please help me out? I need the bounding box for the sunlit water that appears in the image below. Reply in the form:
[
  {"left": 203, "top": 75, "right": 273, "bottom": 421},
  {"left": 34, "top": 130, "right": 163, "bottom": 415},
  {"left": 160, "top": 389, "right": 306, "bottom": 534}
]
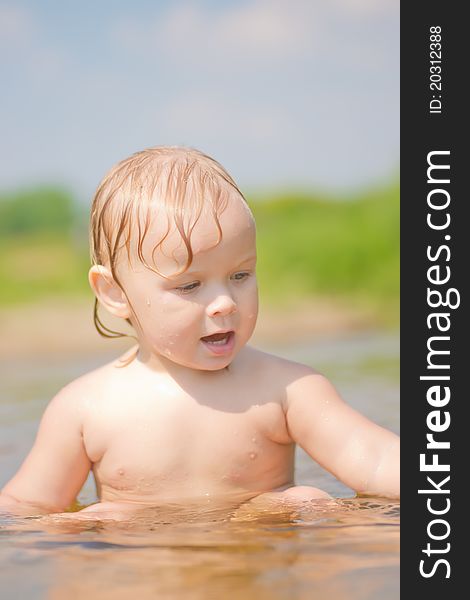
[{"left": 0, "top": 331, "right": 399, "bottom": 599}]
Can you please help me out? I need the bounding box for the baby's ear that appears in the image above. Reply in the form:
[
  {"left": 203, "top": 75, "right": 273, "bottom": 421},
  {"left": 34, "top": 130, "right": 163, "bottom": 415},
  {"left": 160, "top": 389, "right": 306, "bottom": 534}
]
[{"left": 88, "top": 265, "right": 131, "bottom": 319}]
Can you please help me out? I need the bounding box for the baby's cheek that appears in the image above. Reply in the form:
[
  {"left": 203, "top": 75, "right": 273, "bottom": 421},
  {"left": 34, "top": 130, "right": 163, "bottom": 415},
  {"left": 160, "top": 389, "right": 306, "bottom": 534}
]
[
  {"left": 246, "top": 291, "right": 259, "bottom": 317},
  {"left": 243, "top": 306, "right": 258, "bottom": 337},
  {"left": 246, "top": 310, "right": 257, "bottom": 324},
  {"left": 150, "top": 323, "right": 196, "bottom": 359}
]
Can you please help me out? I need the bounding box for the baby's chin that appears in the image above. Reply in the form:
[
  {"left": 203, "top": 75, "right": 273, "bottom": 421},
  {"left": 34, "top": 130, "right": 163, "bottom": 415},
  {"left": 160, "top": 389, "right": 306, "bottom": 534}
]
[
  {"left": 146, "top": 331, "right": 252, "bottom": 371},
  {"left": 153, "top": 349, "right": 234, "bottom": 372},
  {"left": 177, "top": 356, "right": 233, "bottom": 372}
]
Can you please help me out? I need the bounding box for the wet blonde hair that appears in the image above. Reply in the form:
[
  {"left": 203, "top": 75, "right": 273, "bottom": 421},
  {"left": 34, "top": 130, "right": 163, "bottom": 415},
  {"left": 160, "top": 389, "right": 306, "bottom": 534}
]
[{"left": 90, "top": 145, "right": 248, "bottom": 340}]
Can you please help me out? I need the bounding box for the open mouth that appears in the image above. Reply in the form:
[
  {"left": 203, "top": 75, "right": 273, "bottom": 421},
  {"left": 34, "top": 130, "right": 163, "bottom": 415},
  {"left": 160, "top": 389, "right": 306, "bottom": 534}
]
[{"left": 200, "top": 331, "right": 235, "bottom": 354}]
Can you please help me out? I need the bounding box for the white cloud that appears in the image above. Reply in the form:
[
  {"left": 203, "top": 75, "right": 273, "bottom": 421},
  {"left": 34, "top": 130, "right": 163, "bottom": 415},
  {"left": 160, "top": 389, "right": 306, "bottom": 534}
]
[
  {"left": 0, "top": 1, "right": 399, "bottom": 193},
  {"left": 111, "top": 0, "right": 397, "bottom": 77},
  {"left": 0, "top": 4, "right": 65, "bottom": 80},
  {"left": 111, "top": 0, "right": 319, "bottom": 66},
  {"left": 334, "top": 0, "right": 397, "bottom": 16},
  {"left": 0, "top": 4, "right": 35, "bottom": 50},
  {"left": 158, "top": 91, "right": 291, "bottom": 146}
]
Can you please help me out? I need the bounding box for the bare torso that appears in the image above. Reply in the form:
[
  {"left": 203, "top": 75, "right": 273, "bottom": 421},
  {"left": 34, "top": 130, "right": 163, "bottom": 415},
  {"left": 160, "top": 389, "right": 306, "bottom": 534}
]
[
  {"left": 81, "top": 346, "right": 297, "bottom": 507},
  {"left": 1, "top": 341, "right": 398, "bottom": 520}
]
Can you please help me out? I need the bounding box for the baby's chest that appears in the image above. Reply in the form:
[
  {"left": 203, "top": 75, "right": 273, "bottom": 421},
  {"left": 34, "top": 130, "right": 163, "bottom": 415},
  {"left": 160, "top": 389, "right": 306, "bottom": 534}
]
[{"left": 85, "top": 397, "right": 291, "bottom": 489}]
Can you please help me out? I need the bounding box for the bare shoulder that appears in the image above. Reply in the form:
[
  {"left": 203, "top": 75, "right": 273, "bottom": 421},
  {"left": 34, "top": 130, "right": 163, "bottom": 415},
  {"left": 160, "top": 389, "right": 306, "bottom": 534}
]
[
  {"left": 47, "top": 351, "right": 129, "bottom": 419},
  {"left": 241, "top": 344, "right": 322, "bottom": 382}
]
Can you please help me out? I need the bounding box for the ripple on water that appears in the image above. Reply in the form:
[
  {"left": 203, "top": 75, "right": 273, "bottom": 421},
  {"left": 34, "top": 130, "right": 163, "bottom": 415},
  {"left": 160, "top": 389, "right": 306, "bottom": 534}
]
[{"left": 0, "top": 496, "right": 399, "bottom": 599}]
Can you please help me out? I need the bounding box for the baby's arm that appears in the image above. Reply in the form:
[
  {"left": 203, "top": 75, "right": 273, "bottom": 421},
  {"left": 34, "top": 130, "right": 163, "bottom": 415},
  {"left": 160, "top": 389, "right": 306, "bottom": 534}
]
[
  {"left": 0, "top": 382, "right": 91, "bottom": 514},
  {"left": 285, "top": 368, "right": 399, "bottom": 499}
]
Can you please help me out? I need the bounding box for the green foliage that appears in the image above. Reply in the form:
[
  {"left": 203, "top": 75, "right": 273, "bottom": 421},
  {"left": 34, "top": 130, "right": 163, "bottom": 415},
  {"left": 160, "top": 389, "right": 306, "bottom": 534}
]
[
  {"left": 0, "top": 187, "right": 76, "bottom": 236},
  {"left": 0, "top": 182, "right": 399, "bottom": 324},
  {"left": 0, "top": 186, "right": 89, "bottom": 304},
  {"left": 249, "top": 182, "right": 399, "bottom": 319},
  {"left": 0, "top": 232, "right": 90, "bottom": 304}
]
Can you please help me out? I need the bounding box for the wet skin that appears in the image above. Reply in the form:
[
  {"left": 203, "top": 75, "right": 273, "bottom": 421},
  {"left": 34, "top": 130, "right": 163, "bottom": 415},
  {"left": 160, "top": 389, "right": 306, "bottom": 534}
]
[{"left": 0, "top": 194, "right": 399, "bottom": 518}]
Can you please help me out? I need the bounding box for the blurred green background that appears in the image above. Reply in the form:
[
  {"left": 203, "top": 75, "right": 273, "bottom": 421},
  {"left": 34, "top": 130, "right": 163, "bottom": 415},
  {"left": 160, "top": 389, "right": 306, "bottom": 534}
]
[
  {"left": 0, "top": 182, "right": 399, "bottom": 326},
  {"left": 0, "top": 2, "right": 399, "bottom": 335}
]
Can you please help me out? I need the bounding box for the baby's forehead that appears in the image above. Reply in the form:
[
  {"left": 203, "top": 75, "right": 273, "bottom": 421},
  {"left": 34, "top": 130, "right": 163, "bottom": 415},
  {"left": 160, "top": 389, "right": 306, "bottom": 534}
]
[{"left": 126, "top": 192, "right": 255, "bottom": 274}]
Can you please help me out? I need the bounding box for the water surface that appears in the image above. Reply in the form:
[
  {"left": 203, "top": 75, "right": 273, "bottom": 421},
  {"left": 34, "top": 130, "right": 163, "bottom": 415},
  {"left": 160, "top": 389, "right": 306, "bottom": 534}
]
[{"left": 0, "top": 331, "right": 399, "bottom": 599}]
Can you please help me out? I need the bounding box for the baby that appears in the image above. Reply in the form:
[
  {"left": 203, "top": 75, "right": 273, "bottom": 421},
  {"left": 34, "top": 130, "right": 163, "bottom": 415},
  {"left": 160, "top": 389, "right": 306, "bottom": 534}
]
[{"left": 0, "top": 146, "right": 399, "bottom": 519}]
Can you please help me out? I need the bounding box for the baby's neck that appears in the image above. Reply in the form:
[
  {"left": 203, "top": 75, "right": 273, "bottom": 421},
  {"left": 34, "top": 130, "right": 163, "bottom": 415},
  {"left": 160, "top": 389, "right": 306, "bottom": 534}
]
[{"left": 128, "top": 346, "right": 233, "bottom": 382}]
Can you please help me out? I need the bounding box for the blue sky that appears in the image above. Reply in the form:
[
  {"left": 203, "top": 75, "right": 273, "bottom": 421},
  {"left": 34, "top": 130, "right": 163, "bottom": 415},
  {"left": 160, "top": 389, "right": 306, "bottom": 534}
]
[{"left": 0, "top": 0, "right": 399, "bottom": 200}]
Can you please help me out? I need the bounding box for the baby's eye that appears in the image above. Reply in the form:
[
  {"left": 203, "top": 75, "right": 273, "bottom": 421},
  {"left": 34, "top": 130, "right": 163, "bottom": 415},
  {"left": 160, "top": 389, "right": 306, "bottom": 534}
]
[
  {"left": 176, "top": 281, "right": 200, "bottom": 294},
  {"left": 231, "top": 271, "right": 250, "bottom": 281}
]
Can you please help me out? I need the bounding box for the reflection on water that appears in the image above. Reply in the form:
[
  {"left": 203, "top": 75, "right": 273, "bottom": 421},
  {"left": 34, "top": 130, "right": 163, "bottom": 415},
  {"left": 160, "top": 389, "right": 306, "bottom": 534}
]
[
  {"left": 0, "top": 331, "right": 399, "bottom": 599},
  {"left": 2, "top": 498, "right": 399, "bottom": 600}
]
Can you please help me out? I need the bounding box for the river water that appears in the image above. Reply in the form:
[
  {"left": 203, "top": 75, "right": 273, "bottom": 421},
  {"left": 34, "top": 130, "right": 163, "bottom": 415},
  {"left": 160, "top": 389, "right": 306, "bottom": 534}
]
[{"left": 0, "top": 331, "right": 399, "bottom": 599}]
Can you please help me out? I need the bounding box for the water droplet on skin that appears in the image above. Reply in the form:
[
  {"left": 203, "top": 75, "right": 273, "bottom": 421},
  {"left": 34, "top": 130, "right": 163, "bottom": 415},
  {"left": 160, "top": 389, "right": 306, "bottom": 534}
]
[
  {"left": 118, "top": 469, "right": 125, "bottom": 476},
  {"left": 146, "top": 299, "right": 151, "bottom": 307},
  {"left": 251, "top": 437, "right": 257, "bottom": 444},
  {"left": 249, "top": 452, "right": 257, "bottom": 460}
]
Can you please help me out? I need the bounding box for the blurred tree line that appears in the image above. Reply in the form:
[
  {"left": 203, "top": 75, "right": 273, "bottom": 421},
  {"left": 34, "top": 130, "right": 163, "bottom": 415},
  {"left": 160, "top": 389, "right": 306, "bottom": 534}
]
[
  {"left": 0, "top": 187, "right": 76, "bottom": 237},
  {"left": 0, "top": 187, "right": 89, "bottom": 304},
  {"left": 0, "top": 182, "right": 399, "bottom": 324}
]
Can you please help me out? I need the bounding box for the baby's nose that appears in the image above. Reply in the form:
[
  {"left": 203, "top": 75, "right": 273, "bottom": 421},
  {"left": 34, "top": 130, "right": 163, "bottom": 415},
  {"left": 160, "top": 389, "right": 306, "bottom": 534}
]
[{"left": 206, "top": 294, "right": 237, "bottom": 317}]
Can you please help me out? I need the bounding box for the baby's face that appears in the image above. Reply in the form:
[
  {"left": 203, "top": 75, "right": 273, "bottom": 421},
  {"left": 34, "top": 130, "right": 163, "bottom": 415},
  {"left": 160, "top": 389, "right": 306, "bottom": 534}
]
[{"left": 117, "top": 195, "right": 258, "bottom": 371}]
